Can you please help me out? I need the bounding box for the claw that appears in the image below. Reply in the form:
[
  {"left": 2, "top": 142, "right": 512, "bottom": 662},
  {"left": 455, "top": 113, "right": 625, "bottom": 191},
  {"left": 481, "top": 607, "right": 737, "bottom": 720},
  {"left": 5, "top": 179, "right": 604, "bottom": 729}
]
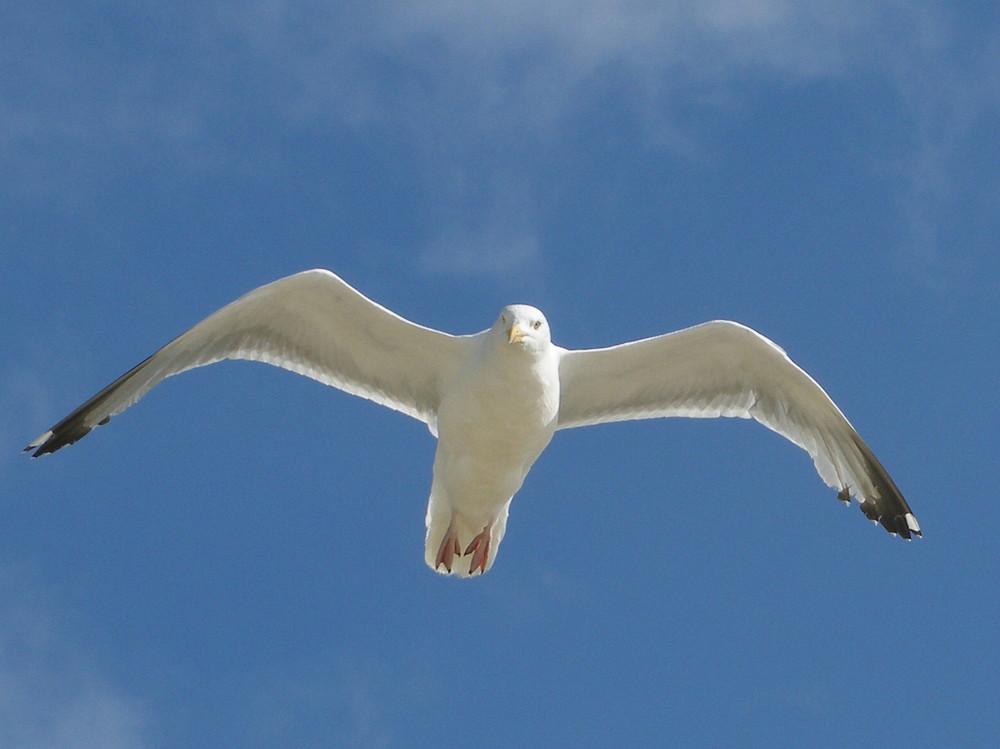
[
  {"left": 464, "top": 524, "right": 493, "bottom": 575},
  {"left": 434, "top": 523, "right": 462, "bottom": 573}
]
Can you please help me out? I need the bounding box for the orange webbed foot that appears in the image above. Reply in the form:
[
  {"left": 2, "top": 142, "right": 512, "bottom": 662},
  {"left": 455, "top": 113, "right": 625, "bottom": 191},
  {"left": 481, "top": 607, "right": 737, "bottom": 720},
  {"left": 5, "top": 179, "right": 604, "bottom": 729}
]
[
  {"left": 464, "top": 523, "right": 493, "bottom": 575},
  {"left": 434, "top": 522, "right": 462, "bottom": 573}
]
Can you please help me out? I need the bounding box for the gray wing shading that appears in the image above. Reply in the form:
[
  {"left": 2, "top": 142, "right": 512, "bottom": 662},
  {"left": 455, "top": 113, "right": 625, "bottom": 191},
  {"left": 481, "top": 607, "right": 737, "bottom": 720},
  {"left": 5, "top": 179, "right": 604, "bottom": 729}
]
[
  {"left": 26, "top": 269, "right": 466, "bottom": 456},
  {"left": 556, "top": 320, "right": 920, "bottom": 539}
]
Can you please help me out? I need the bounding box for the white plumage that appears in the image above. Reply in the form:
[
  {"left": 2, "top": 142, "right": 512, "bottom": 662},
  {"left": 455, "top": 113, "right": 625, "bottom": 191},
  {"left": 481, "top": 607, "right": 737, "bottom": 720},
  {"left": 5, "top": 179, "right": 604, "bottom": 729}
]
[{"left": 26, "top": 269, "right": 920, "bottom": 576}]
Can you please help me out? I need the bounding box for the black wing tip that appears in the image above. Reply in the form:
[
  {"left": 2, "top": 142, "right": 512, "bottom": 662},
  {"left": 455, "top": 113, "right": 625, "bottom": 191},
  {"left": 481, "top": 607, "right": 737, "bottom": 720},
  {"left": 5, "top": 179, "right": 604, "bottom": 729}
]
[
  {"left": 24, "top": 420, "right": 98, "bottom": 458},
  {"left": 24, "top": 443, "right": 50, "bottom": 458},
  {"left": 24, "top": 436, "right": 71, "bottom": 458},
  {"left": 847, "top": 436, "right": 921, "bottom": 540},
  {"left": 858, "top": 498, "right": 922, "bottom": 540},
  {"left": 23, "top": 349, "right": 146, "bottom": 459},
  {"left": 23, "top": 436, "right": 52, "bottom": 458}
]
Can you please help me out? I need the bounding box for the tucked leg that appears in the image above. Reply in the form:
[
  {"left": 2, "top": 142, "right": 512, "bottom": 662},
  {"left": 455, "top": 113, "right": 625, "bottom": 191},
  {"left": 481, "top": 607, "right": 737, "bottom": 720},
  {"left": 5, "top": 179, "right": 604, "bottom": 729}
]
[
  {"left": 434, "top": 519, "right": 462, "bottom": 573},
  {"left": 464, "top": 522, "right": 494, "bottom": 575}
]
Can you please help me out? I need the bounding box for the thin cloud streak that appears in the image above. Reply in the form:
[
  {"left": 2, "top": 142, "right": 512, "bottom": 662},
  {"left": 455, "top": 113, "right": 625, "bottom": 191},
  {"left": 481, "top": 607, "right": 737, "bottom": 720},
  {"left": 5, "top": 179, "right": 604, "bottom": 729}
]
[
  {"left": 878, "top": 26, "right": 1000, "bottom": 295},
  {"left": 2, "top": 2, "right": 980, "bottom": 168},
  {"left": 239, "top": 645, "right": 451, "bottom": 748},
  {"left": 3, "top": 1, "right": 996, "bottom": 281},
  {"left": 0, "top": 568, "right": 150, "bottom": 749}
]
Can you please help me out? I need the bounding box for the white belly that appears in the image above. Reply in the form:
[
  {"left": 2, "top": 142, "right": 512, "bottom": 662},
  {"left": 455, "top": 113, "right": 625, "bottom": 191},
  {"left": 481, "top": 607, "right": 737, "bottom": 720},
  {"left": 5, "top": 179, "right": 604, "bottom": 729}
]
[
  {"left": 432, "top": 339, "right": 559, "bottom": 514},
  {"left": 422, "top": 317, "right": 561, "bottom": 576}
]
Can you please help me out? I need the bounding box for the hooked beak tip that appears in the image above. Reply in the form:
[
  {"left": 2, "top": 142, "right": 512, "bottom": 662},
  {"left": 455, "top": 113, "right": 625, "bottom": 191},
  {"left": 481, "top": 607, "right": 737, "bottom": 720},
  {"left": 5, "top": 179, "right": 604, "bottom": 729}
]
[{"left": 508, "top": 323, "right": 526, "bottom": 344}]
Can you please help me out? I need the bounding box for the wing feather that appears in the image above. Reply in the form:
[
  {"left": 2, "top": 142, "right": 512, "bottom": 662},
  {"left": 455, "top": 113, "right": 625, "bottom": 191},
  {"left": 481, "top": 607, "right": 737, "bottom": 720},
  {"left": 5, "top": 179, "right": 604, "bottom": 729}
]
[
  {"left": 26, "top": 269, "right": 465, "bottom": 456},
  {"left": 557, "top": 320, "right": 919, "bottom": 538}
]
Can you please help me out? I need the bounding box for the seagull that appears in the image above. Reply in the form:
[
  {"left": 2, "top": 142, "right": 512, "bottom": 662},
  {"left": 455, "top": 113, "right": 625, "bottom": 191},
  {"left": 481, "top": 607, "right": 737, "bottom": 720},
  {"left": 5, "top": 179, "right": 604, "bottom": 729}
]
[{"left": 26, "top": 269, "right": 920, "bottom": 576}]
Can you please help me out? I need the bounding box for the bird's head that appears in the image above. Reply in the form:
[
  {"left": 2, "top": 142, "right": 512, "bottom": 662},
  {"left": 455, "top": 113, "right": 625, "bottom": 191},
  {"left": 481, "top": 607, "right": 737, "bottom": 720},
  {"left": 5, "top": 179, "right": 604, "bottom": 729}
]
[{"left": 494, "top": 305, "right": 551, "bottom": 353}]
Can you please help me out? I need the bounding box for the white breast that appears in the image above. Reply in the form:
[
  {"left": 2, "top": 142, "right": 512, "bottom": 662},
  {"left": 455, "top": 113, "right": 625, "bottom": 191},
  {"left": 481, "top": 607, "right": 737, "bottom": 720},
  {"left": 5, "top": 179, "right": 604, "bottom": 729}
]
[{"left": 433, "top": 335, "right": 560, "bottom": 512}]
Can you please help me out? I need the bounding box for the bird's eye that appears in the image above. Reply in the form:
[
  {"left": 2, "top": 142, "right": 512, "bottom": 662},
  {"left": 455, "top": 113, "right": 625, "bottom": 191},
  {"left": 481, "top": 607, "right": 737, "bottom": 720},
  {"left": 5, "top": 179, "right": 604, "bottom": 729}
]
[{"left": 533, "top": 320, "right": 542, "bottom": 330}]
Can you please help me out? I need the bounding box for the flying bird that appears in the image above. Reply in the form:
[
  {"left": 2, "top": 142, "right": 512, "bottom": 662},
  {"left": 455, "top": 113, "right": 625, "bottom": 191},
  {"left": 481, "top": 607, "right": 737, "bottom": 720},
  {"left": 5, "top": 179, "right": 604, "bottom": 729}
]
[{"left": 26, "top": 269, "right": 920, "bottom": 576}]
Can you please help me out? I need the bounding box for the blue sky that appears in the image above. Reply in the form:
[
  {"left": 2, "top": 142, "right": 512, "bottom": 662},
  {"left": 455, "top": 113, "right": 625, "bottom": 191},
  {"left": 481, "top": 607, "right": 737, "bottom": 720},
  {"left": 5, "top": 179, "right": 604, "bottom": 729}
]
[{"left": 3, "top": 2, "right": 999, "bottom": 747}]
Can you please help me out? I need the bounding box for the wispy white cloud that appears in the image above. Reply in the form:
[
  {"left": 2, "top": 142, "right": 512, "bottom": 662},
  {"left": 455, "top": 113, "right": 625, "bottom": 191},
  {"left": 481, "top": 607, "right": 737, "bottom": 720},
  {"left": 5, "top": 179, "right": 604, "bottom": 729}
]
[
  {"left": 240, "top": 645, "right": 448, "bottom": 748},
  {"left": 3, "top": 1, "right": 996, "bottom": 280},
  {"left": 416, "top": 168, "right": 543, "bottom": 277},
  {"left": 0, "top": 2, "right": 973, "bottom": 168},
  {"left": 0, "top": 568, "right": 150, "bottom": 749},
  {"left": 419, "top": 221, "right": 542, "bottom": 278},
  {"left": 357, "top": 2, "right": 998, "bottom": 282},
  {"left": 877, "top": 24, "right": 1000, "bottom": 295}
]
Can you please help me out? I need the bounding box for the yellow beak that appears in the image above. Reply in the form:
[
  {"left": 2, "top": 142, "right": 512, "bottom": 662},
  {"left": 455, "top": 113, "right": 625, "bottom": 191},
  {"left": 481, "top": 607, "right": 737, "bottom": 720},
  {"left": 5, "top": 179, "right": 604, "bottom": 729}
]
[{"left": 508, "top": 323, "right": 527, "bottom": 344}]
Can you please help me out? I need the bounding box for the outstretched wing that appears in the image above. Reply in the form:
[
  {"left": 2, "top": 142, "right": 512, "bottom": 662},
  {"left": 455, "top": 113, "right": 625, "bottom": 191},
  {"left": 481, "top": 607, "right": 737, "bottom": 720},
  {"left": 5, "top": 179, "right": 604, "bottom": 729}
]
[
  {"left": 556, "top": 320, "right": 920, "bottom": 538},
  {"left": 26, "top": 269, "right": 466, "bottom": 456}
]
